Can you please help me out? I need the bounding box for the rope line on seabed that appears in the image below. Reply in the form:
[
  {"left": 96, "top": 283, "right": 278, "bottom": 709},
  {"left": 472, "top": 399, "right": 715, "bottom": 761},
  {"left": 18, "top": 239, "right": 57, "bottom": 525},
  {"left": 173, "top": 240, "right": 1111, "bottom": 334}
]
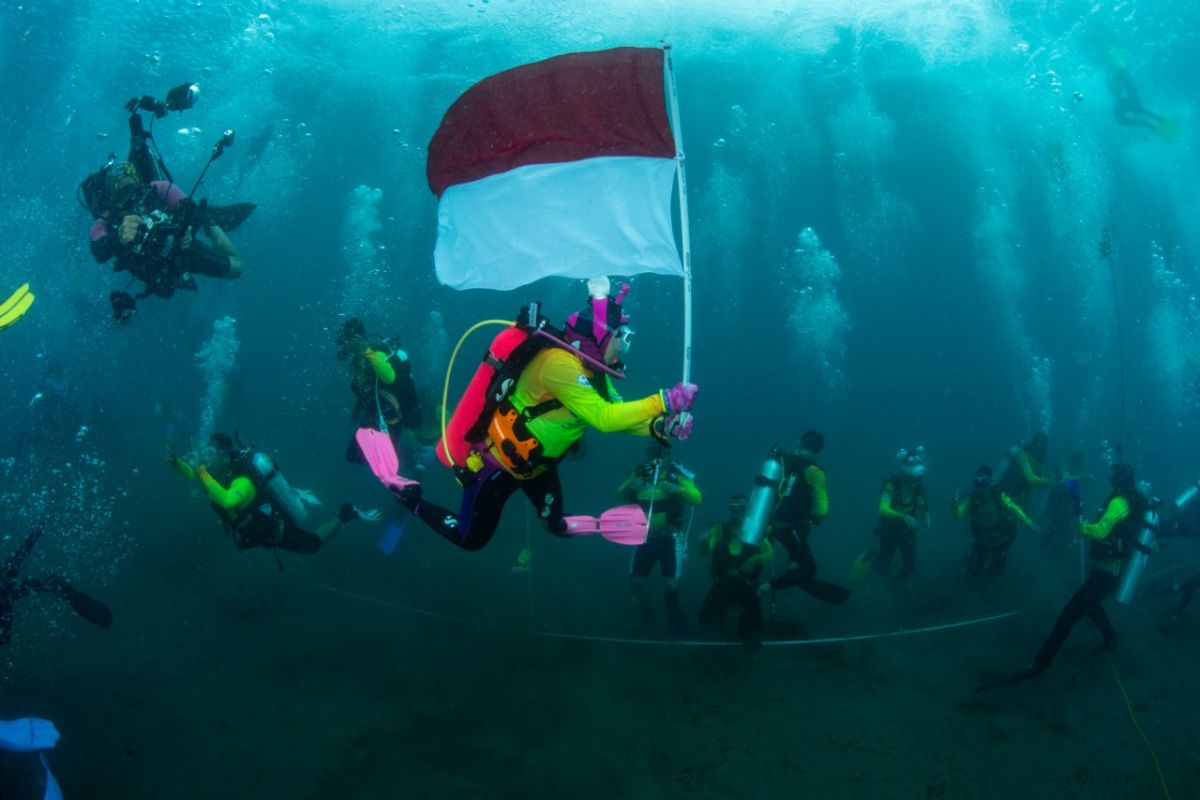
[{"left": 314, "top": 582, "right": 1020, "bottom": 648}]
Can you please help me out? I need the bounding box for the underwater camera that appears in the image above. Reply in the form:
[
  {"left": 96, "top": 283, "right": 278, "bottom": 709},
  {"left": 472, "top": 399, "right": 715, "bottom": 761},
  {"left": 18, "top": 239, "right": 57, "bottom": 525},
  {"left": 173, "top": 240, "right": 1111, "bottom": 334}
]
[{"left": 125, "top": 82, "right": 199, "bottom": 118}]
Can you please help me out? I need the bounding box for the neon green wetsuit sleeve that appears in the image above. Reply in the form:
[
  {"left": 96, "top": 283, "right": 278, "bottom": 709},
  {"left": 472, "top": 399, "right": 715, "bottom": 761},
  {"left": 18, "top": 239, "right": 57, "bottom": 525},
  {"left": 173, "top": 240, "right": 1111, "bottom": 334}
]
[
  {"left": 807, "top": 465, "right": 828, "bottom": 522},
  {"left": 364, "top": 348, "right": 396, "bottom": 385},
  {"left": 538, "top": 350, "right": 664, "bottom": 432},
  {"left": 677, "top": 475, "right": 702, "bottom": 506},
  {"left": 879, "top": 480, "right": 904, "bottom": 520},
  {"left": 1001, "top": 493, "right": 1036, "bottom": 529},
  {"left": 1018, "top": 452, "right": 1054, "bottom": 487},
  {"left": 198, "top": 472, "right": 256, "bottom": 511},
  {"left": 1082, "top": 496, "right": 1130, "bottom": 540}
]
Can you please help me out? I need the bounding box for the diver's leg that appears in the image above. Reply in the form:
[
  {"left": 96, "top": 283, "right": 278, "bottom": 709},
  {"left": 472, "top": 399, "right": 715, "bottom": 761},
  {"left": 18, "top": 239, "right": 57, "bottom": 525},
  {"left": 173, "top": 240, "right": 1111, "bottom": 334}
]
[
  {"left": 629, "top": 542, "right": 657, "bottom": 622},
  {"left": 1034, "top": 573, "right": 1102, "bottom": 669},
  {"left": 401, "top": 455, "right": 520, "bottom": 551},
  {"left": 518, "top": 467, "right": 566, "bottom": 535},
  {"left": 896, "top": 532, "right": 916, "bottom": 579}
]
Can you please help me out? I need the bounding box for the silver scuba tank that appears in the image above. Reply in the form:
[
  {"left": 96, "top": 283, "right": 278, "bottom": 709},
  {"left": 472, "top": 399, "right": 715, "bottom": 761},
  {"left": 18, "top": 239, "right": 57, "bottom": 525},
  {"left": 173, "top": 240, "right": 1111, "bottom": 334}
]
[
  {"left": 739, "top": 453, "right": 782, "bottom": 548},
  {"left": 1115, "top": 505, "right": 1158, "bottom": 605},
  {"left": 1116, "top": 480, "right": 1200, "bottom": 605},
  {"left": 246, "top": 450, "right": 308, "bottom": 528}
]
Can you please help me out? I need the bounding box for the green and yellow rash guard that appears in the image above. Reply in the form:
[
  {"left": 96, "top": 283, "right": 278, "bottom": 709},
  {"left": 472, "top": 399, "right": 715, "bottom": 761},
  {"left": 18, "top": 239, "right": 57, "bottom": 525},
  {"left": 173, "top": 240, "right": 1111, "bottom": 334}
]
[
  {"left": 953, "top": 491, "right": 1035, "bottom": 530},
  {"left": 510, "top": 348, "right": 666, "bottom": 460},
  {"left": 878, "top": 476, "right": 928, "bottom": 522},
  {"left": 702, "top": 523, "right": 774, "bottom": 580},
  {"left": 617, "top": 471, "right": 702, "bottom": 537}
]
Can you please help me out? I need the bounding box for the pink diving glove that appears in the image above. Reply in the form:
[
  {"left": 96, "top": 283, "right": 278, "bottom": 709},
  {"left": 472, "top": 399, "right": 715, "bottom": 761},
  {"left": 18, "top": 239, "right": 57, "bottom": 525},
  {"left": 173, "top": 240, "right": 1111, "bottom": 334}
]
[
  {"left": 665, "top": 382, "right": 699, "bottom": 414},
  {"left": 663, "top": 412, "right": 694, "bottom": 440}
]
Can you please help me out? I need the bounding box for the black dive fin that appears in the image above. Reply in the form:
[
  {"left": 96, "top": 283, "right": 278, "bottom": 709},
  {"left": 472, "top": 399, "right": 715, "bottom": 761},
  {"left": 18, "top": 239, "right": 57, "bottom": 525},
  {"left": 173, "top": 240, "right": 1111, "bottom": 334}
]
[
  {"left": 204, "top": 202, "right": 256, "bottom": 231},
  {"left": 974, "top": 666, "right": 1045, "bottom": 693},
  {"left": 803, "top": 578, "right": 853, "bottom": 605},
  {"left": 54, "top": 579, "right": 114, "bottom": 630}
]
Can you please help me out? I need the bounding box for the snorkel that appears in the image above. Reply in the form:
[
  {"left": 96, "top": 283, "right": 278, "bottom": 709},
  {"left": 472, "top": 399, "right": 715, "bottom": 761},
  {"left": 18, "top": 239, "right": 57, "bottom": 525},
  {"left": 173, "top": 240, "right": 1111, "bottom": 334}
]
[{"left": 560, "top": 276, "right": 632, "bottom": 379}]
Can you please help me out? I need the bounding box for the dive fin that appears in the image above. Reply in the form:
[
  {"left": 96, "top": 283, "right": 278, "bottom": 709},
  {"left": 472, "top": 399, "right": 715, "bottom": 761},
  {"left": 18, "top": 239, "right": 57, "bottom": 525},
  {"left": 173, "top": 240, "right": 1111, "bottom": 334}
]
[
  {"left": 204, "top": 202, "right": 256, "bottom": 231},
  {"left": 355, "top": 427, "right": 418, "bottom": 494},
  {"left": 1155, "top": 117, "right": 1180, "bottom": 143},
  {"left": 803, "top": 578, "right": 852, "bottom": 605},
  {"left": 0, "top": 718, "right": 60, "bottom": 752},
  {"left": 54, "top": 582, "right": 112, "bottom": 633},
  {"left": 974, "top": 665, "right": 1045, "bottom": 693},
  {"left": 563, "top": 504, "right": 648, "bottom": 546},
  {"left": 0, "top": 284, "right": 35, "bottom": 331},
  {"left": 849, "top": 548, "right": 873, "bottom": 580}
]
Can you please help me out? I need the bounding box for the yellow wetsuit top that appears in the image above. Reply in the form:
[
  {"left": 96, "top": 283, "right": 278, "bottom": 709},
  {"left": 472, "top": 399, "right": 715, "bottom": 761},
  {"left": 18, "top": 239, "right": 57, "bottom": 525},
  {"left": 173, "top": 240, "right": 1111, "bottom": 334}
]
[{"left": 510, "top": 348, "right": 666, "bottom": 460}]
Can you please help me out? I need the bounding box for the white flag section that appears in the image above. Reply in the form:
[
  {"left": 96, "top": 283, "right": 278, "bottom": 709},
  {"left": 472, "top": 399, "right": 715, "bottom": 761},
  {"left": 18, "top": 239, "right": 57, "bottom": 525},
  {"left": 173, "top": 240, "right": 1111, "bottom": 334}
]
[{"left": 434, "top": 156, "right": 683, "bottom": 291}]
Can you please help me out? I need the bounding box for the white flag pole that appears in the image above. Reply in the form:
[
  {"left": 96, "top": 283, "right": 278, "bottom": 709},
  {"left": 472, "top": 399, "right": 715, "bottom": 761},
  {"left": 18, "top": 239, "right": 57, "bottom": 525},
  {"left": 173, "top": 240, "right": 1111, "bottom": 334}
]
[{"left": 663, "top": 43, "right": 693, "bottom": 384}]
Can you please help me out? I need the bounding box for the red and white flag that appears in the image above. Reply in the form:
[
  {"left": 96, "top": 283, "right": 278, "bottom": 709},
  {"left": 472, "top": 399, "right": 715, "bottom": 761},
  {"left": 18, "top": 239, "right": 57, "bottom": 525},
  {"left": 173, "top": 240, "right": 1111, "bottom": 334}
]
[{"left": 427, "top": 47, "right": 683, "bottom": 291}]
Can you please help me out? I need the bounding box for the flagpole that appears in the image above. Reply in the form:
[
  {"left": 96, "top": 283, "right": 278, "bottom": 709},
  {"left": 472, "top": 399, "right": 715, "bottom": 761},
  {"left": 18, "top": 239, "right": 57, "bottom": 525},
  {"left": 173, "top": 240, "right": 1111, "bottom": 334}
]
[{"left": 662, "top": 43, "right": 693, "bottom": 384}]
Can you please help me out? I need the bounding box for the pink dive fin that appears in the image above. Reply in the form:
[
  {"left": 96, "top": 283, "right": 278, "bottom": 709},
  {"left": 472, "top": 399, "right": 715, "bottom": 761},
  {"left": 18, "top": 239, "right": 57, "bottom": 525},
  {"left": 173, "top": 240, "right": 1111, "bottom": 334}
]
[
  {"left": 562, "top": 504, "right": 648, "bottom": 547},
  {"left": 355, "top": 428, "right": 418, "bottom": 495}
]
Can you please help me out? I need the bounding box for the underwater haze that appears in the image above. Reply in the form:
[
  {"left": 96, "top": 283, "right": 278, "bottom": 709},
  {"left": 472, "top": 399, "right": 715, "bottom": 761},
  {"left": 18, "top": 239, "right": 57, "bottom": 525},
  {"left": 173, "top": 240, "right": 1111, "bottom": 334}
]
[{"left": 2, "top": 0, "right": 1200, "bottom": 797}]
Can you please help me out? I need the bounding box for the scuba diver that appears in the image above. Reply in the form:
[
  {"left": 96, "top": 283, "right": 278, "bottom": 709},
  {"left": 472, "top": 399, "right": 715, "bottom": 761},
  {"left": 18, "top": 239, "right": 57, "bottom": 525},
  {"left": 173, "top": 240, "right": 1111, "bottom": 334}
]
[
  {"left": 698, "top": 493, "right": 774, "bottom": 650},
  {"left": 998, "top": 432, "right": 1056, "bottom": 511},
  {"left": 1029, "top": 463, "right": 1147, "bottom": 673},
  {"left": 867, "top": 447, "right": 931, "bottom": 581},
  {"left": 1103, "top": 45, "right": 1177, "bottom": 140},
  {"left": 173, "top": 433, "right": 380, "bottom": 558},
  {"left": 0, "top": 718, "right": 62, "bottom": 800},
  {"left": 953, "top": 464, "right": 1039, "bottom": 577},
  {"left": 1, "top": 528, "right": 113, "bottom": 646},
  {"left": 336, "top": 318, "right": 429, "bottom": 465},
  {"left": 759, "top": 430, "right": 851, "bottom": 606},
  {"left": 381, "top": 278, "right": 698, "bottom": 552},
  {"left": 78, "top": 82, "right": 255, "bottom": 323},
  {"left": 618, "top": 446, "right": 701, "bottom": 633}
]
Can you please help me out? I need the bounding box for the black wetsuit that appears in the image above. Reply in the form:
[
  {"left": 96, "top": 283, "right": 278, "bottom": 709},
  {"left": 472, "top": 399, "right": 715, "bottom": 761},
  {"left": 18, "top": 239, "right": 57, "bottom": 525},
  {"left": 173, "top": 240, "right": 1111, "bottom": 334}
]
[{"left": 1, "top": 529, "right": 112, "bottom": 645}]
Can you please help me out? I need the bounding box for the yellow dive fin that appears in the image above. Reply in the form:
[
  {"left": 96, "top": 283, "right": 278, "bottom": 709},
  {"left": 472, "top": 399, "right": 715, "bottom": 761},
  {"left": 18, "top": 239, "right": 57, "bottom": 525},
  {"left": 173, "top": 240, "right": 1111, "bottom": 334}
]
[
  {"left": 0, "top": 283, "right": 35, "bottom": 331},
  {"left": 849, "top": 548, "right": 874, "bottom": 580},
  {"left": 1155, "top": 117, "right": 1180, "bottom": 143}
]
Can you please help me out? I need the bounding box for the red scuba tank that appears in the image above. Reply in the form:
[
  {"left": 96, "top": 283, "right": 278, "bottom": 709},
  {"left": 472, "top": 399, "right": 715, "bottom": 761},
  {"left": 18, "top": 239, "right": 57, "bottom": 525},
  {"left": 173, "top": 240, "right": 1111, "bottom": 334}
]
[{"left": 437, "top": 325, "right": 529, "bottom": 468}]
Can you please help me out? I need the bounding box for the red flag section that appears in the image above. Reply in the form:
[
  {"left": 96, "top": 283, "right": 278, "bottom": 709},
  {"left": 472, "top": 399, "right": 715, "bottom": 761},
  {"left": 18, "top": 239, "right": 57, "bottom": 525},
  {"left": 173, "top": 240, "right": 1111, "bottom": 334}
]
[{"left": 427, "top": 47, "right": 675, "bottom": 198}]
